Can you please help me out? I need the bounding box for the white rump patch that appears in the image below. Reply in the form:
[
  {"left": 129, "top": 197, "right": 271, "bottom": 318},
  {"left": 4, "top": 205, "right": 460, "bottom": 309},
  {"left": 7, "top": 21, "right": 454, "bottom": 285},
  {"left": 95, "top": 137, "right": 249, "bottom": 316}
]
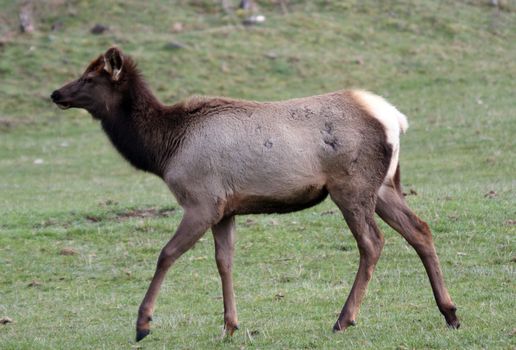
[{"left": 351, "top": 90, "right": 409, "bottom": 182}]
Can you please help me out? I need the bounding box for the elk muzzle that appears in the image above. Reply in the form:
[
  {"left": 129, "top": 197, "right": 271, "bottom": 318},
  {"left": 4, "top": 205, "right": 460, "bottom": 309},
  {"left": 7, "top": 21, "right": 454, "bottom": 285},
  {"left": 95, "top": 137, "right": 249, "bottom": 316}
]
[{"left": 51, "top": 89, "right": 71, "bottom": 110}]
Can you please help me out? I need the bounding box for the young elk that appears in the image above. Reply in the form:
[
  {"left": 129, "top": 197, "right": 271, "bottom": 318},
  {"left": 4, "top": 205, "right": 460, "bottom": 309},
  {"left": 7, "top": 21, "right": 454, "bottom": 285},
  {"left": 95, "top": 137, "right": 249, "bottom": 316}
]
[{"left": 51, "top": 47, "right": 459, "bottom": 341}]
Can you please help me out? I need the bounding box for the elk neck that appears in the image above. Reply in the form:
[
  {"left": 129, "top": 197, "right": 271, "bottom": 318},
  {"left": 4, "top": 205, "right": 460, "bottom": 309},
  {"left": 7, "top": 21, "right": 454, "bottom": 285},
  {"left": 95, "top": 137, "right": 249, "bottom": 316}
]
[{"left": 99, "top": 76, "right": 186, "bottom": 178}]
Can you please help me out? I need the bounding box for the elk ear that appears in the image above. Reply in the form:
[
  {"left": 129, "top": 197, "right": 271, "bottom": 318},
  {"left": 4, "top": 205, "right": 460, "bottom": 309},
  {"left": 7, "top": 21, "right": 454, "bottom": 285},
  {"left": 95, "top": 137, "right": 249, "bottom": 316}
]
[{"left": 103, "top": 47, "right": 124, "bottom": 81}]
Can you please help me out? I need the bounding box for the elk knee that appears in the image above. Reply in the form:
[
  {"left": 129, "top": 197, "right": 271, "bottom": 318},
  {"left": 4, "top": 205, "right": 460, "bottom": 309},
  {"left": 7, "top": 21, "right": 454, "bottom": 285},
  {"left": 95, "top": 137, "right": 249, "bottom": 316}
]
[
  {"left": 359, "top": 236, "right": 384, "bottom": 276},
  {"left": 407, "top": 212, "right": 432, "bottom": 236},
  {"left": 363, "top": 230, "right": 385, "bottom": 260},
  {"left": 157, "top": 248, "right": 176, "bottom": 270},
  {"left": 416, "top": 218, "right": 431, "bottom": 235}
]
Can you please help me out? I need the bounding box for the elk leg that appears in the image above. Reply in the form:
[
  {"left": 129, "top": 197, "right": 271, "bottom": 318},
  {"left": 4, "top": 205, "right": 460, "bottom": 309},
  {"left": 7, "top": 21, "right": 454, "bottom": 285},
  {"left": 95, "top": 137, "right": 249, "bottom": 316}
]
[
  {"left": 330, "top": 188, "right": 385, "bottom": 332},
  {"left": 212, "top": 216, "right": 239, "bottom": 336},
  {"left": 136, "top": 209, "right": 216, "bottom": 341},
  {"left": 376, "top": 183, "right": 459, "bottom": 328}
]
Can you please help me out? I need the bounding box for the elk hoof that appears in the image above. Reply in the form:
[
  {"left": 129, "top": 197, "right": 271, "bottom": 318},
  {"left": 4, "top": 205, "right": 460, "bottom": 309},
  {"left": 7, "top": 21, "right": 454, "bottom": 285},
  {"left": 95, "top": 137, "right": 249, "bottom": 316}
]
[
  {"left": 447, "top": 321, "right": 460, "bottom": 329},
  {"left": 446, "top": 318, "right": 460, "bottom": 329},
  {"left": 136, "top": 329, "right": 150, "bottom": 342},
  {"left": 333, "top": 319, "right": 356, "bottom": 333},
  {"left": 444, "top": 306, "right": 460, "bottom": 329},
  {"left": 224, "top": 323, "right": 239, "bottom": 336}
]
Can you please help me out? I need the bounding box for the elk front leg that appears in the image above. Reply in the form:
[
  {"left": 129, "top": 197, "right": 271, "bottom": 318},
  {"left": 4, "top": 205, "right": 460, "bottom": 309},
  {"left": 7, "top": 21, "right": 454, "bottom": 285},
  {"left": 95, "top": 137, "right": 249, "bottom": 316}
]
[
  {"left": 136, "top": 209, "right": 216, "bottom": 342},
  {"left": 212, "top": 216, "right": 239, "bottom": 336}
]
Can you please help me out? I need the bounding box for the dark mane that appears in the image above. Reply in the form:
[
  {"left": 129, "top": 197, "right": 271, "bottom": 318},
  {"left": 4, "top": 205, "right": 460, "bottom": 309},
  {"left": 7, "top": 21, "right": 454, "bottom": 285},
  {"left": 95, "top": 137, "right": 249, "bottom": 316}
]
[{"left": 100, "top": 55, "right": 181, "bottom": 176}]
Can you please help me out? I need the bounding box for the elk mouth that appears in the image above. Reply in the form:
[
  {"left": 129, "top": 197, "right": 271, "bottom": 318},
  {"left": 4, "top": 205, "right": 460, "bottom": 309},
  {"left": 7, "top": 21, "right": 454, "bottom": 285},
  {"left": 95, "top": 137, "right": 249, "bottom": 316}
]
[{"left": 55, "top": 102, "right": 71, "bottom": 110}]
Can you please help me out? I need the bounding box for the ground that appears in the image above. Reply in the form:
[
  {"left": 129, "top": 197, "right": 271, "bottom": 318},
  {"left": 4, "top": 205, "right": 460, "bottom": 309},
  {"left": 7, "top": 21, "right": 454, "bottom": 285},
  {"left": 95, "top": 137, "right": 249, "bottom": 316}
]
[{"left": 0, "top": 1, "right": 515, "bottom": 349}]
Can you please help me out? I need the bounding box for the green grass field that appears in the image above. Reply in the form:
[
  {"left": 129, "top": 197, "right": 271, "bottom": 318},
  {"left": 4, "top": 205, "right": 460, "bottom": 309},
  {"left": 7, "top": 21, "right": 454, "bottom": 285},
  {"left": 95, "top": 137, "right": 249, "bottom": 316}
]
[{"left": 0, "top": 1, "right": 515, "bottom": 349}]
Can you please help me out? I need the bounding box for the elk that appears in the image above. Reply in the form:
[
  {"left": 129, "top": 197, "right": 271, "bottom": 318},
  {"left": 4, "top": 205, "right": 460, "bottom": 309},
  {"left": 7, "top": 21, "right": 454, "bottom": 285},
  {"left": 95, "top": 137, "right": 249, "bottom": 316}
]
[{"left": 51, "top": 47, "right": 459, "bottom": 342}]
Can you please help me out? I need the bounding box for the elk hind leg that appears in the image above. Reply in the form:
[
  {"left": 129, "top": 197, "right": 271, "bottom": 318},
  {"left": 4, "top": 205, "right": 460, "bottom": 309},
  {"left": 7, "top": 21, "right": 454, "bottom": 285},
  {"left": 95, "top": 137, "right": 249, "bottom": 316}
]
[{"left": 376, "top": 179, "right": 459, "bottom": 328}]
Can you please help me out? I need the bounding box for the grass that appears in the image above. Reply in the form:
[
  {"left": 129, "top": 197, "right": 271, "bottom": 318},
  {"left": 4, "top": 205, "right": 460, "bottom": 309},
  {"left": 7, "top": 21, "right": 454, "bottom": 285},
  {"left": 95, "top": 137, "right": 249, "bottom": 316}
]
[{"left": 0, "top": 0, "right": 515, "bottom": 349}]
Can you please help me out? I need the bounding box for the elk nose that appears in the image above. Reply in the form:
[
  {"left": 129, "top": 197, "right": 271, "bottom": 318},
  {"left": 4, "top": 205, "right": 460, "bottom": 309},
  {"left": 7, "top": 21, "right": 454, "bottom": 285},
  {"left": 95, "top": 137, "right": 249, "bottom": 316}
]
[{"left": 50, "top": 90, "right": 62, "bottom": 102}]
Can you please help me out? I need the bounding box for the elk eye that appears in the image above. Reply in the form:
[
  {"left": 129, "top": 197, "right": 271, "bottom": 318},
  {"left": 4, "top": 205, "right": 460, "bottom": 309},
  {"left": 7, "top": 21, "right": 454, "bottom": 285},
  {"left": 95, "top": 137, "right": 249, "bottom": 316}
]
[{"left": 84, "top": 77, "right": 93, "bottom": 83}]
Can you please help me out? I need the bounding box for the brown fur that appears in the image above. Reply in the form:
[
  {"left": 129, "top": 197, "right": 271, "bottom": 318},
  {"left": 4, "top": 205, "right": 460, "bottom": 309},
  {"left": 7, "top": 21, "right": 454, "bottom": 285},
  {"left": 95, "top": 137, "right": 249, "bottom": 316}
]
[{"left": 51, "top": 47, "right": 459, "bottom": 341}]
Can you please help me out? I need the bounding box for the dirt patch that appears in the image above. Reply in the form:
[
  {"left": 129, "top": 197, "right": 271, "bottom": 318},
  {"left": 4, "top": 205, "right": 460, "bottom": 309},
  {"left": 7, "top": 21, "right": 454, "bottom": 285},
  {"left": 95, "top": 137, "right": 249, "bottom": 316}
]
[
  {"left": 85, "top": 215, "right": 102, "bottom": 223},
  {"left": 243, "top": 218, "right": 257, "bottom": 226},
  {"left": 34, "top": 207, "right": 177, "bottom": 229},
  {"left": 320, "top": 209, "right": 336, "bottom": 216},
  {"left": 60, "top": 247, "right": 78, "bottom": 256},
  {"left": 0, "top": 117, "right": 34, "bottom": 131},
  {"left": 0, "top": 117, "right": 16, "bottom": 130},
  {"left": 403, "top": 188, "right": 418, "bottom": 196},
  {"left": 484, "top": 190, "right": 497, "bottom": 198},
  {"left": 33, "top": 219, "right": 61, "bottom": 229},
  {"left": 85, "top": 207, "right": 176, "bottom": 223},
  {"left": 0, "top": 317, "right": 13, "bottom": 324},
  {"left": 28, "top": 280, "right": 43, "bottom": 287},
  {"left": 115, "top": 207, "right": 176, "bottom": 220},
  {"left": 84, "top": 208, "right": 176, "bottom": 223}
]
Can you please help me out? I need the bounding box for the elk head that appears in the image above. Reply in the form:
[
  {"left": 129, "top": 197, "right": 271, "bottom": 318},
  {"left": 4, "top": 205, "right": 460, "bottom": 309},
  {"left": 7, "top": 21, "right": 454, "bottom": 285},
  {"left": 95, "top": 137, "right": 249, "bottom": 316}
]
[{"left": 51, "top": 47, "right": 128, "bottom": 119}]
